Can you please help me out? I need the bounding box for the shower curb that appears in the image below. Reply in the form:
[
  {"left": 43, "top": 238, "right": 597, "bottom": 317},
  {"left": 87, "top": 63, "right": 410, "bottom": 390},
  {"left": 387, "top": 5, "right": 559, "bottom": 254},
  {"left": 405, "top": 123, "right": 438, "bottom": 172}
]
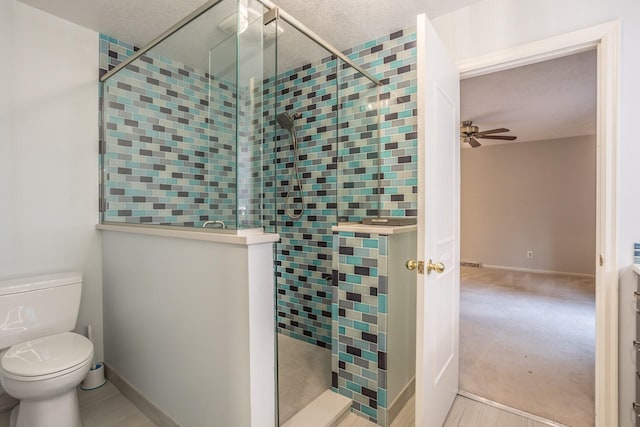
[{"left": 282, "top": 389, "right": 352, "bottom": 427}]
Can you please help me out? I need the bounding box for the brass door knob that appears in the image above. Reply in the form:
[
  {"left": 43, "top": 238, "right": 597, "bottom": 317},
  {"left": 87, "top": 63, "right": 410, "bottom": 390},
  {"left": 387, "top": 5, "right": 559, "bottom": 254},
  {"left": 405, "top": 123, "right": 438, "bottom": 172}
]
[
  {"left": 427, "top": 259, "right": 445, "bottom": 274},
  {"left": 406, "top": 260, "right": 424, "bottom": 274}
]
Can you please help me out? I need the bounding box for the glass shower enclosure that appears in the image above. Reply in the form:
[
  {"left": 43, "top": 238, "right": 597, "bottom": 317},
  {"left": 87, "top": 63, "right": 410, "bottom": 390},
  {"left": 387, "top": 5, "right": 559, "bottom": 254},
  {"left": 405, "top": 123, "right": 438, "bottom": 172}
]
[
  {"left": 99, "top": 0, "right": 401, "bottom": 425},
  {"left": 101, "top": 0, "right": 275, "bottom": 230}
]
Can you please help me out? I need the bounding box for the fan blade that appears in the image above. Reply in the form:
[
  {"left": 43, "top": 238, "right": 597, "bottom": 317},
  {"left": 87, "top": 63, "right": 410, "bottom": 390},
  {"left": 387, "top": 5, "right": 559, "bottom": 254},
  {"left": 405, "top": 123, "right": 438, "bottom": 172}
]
[
  {"left": 475, "top": 128, "right": 510, "bottom": 135},
  {"left": 468, "top": 137, "right": 481, "bottom": 148},
  {"left": 478, "top": 135, "right": 517, "bottom": 141}
]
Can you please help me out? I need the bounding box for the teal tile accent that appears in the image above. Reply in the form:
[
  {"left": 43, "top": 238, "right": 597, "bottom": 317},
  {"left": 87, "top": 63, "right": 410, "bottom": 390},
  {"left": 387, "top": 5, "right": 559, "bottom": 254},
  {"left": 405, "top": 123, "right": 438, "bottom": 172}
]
[{"left": 333, "top": 229, "right": 391, "bottom": 424}]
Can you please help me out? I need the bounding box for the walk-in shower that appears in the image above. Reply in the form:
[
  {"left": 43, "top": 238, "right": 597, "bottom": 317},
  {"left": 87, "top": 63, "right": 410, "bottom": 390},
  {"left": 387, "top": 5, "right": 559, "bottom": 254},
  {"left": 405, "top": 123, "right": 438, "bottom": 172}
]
[{"left": 99, "top": 0, "right": 418, "bottom": 425}]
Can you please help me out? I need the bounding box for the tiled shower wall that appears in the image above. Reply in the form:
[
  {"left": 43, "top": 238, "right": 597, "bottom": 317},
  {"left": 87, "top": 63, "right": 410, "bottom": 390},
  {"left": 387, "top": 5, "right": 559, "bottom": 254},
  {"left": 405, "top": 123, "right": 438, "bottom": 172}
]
[
  {"left": 273, "top": 28, "right": 418, "bottom": 353},
  {"left": 100, "top": 35, "right": 239, "bottom": 227},
  {"left": 345, "top": 29, "right": 418, "bottom": 218},
  {"left": 269, "top": 56, "right": 339, "bottom": 348},
  {"left": 268, "top": 58, "right": 338, "bottom": 347},
  {"left": 332, "top": 230, "right": 389, "bottom": 424}
]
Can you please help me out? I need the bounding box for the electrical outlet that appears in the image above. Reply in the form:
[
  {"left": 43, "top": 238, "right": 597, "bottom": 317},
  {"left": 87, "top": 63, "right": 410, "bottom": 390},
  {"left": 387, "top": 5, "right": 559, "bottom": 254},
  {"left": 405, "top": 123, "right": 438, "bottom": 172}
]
[{"left": 527, "top": 251, "right": 534, "bottom": 259}]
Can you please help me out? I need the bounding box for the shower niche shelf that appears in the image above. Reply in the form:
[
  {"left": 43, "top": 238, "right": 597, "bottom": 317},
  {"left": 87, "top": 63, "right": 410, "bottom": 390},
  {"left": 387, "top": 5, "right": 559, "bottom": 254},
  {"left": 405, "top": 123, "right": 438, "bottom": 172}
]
[{"left": 361, "top": 217, "right": 417, "bottom": 226}]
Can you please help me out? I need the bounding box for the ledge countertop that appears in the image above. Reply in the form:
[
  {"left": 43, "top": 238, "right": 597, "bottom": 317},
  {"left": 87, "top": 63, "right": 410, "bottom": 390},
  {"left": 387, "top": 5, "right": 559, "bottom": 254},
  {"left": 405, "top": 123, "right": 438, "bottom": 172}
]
[
  {"left": 633, "top": 264, "right": 640, "bottom": 275},
  {"left": 332, "top": 222, "right": 417, "bottom": 235},
  {"left": 96, "top": 223, "right": 279, "bottom": 246}
]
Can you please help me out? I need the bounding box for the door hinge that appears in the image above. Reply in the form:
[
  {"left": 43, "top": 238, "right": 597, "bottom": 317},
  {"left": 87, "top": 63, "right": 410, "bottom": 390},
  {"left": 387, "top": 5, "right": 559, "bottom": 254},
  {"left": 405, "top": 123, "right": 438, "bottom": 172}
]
[
  {"left": 263, "top": 7, "right": 278, "bottom": 26},
  {"left": 599, "top": 254, "right": 604, "bottom": 266}
]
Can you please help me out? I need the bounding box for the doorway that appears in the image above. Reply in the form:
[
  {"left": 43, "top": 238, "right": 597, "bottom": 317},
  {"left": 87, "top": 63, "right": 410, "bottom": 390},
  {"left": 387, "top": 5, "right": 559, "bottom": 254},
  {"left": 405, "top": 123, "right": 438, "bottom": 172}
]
[
  {"left": 442, "top": 21, "right": 620, "bottom": 427},
  {"left": 458, "top": 50, "right": 597, "bottom": 426}
]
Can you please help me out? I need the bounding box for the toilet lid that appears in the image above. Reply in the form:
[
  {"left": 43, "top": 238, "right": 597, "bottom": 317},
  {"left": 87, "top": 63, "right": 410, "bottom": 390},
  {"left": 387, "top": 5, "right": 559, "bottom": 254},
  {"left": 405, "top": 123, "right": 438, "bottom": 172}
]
[{"left": 1, "top": 332, "right": 93, "bottom": 377}]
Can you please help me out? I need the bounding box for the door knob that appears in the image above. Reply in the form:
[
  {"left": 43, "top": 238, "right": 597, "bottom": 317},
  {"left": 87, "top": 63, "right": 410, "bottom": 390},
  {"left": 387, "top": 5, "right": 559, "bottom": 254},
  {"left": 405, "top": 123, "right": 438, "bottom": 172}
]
[
  {"left": 406, "top": 260, "right": 424, "bottom": 274},
  {"left": 426, "top": 259, "right": 445, "bottom": 274}
]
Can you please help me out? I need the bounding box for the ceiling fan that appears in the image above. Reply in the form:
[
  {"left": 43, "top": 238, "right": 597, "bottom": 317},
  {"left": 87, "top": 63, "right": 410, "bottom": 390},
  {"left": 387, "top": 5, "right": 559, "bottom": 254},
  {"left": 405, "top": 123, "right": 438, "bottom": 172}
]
[{"left": 460, "top": 120, "right": 517, "bottom": 148}]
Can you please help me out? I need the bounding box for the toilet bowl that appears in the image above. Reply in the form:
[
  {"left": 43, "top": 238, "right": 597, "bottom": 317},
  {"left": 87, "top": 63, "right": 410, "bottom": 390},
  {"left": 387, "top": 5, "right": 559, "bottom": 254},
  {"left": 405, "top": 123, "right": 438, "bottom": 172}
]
[
  {"left": 0, "top": 273, "right": 94, "bottom": 427},
  {"left": 2, "top": 332, "right": 93, "bottom": 427}
]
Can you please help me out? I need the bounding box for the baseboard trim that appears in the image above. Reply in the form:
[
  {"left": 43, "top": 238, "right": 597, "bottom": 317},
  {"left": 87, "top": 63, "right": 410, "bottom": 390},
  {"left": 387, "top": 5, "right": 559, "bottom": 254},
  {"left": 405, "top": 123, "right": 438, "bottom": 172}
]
[
  {"left": 387, "top": 377, "right": 415, "bottom": 425},
  {"left": 104, "top": 362, "right": 181, "bottom": 427},
  {"left": 460, "top": 260, "right": 482, "bottom": 268},
  {"left": 458, "top": 390, "right": 570, "bottom": 427},
  {"left": 481, "top": 264, "right": 595, "bottom": 278}
]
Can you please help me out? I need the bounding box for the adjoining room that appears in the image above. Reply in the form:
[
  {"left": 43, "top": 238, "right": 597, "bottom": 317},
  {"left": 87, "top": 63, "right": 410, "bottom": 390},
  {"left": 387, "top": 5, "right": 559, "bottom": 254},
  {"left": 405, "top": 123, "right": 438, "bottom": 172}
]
[{"left": 459, "top": 50, "right": 597, "bottom": 427}]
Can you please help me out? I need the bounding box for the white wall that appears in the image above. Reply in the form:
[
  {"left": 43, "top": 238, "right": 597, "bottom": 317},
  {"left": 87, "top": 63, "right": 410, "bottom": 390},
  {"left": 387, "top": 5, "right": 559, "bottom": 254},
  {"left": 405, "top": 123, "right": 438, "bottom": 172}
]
[
  {"left": 433, "top": 1, "right": 640, "bottom": 424},
  {"left": 0, "top": 1, "right": 102, "bottom": 359},
  {"left": 461, "top": 136, "right": 596, "bottom": 275},
  {"left": 102, "top": 231, "right": 275, "bottom": 427}
]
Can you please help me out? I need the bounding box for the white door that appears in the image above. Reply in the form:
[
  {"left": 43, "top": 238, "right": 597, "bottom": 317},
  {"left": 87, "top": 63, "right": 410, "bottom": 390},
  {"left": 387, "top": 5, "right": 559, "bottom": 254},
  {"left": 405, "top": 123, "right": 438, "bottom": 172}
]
[{"left": 414, "top": 13, "right": 460, "bottom": 427}]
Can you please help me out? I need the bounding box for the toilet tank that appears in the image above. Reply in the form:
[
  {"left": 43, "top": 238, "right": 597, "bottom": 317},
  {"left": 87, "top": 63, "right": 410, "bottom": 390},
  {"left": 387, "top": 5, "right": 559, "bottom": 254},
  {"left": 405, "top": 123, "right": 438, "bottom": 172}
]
[{"left": 0, "top": 272, "right": 82, "bottom": 349}]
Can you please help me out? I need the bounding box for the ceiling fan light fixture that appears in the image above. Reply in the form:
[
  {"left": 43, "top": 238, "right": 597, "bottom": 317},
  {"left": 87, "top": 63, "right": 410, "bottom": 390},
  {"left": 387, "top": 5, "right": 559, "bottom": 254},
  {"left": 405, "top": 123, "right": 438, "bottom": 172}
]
[{"left": 459, "top": 120, "right": 517, "bottom": 148}]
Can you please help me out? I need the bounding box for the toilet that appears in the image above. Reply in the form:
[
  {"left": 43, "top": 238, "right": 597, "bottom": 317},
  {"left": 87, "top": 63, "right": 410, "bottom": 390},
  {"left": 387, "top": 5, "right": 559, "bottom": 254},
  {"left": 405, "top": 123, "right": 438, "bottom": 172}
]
[{"left": 0, "top": 272, "right": 94, "bottom": 427}]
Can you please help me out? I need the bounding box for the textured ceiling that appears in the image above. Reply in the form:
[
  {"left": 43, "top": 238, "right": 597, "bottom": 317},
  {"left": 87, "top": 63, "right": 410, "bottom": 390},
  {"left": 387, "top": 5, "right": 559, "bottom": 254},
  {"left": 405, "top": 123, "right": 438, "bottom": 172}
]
[
  {"left": 460, "top": 49, "right": 597, "bottom": 148},
  {"left": 18, "top": 0, "right": 485, "bottom": 51},
  {"left": 19, "top": 0, "right": 596, "bottom": 147},
  {"left": 18, "top": 0, "right": 485, "bottom": 75}
]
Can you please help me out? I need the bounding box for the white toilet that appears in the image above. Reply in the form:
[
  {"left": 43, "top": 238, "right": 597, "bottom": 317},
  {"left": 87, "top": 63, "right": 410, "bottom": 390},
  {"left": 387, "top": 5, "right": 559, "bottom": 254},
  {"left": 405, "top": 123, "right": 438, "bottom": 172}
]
[{"left": 0, "top": 272, "right": 94, "bottom": 427}]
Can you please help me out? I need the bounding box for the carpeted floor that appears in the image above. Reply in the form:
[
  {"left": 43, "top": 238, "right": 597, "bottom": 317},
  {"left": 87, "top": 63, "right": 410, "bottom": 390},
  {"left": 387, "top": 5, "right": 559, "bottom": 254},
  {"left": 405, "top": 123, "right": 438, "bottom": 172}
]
[{"left": 459, "top": 266, "right": 595, "bottom": 427}]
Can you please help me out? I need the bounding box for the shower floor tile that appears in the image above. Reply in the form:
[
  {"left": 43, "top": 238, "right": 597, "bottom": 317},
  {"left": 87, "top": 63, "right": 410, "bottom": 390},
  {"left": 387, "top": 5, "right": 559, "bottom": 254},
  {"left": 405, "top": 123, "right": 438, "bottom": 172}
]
[{"left": 278, "top": 333, "right": 332, "bottom": 425}]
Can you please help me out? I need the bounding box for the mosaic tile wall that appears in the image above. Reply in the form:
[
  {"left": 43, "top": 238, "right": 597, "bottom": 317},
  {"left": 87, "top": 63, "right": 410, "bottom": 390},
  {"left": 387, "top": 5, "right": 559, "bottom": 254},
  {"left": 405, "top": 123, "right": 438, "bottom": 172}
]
[
  {"left": 337, "top": 67, "right": 380, "bottom": 222},
  {"left": 100, "top": 26, "right": 419, "bottom": 351},
  {"left": 332, "top": 230, "right": 388, "bottom": 425},
  {"left": 344, "top": 29, "right": 418, "bottom": 218},
  {"left": 273, "top": 28, "right": 418, "bottom": 349},
  {"left": 270, "top": 56, "right": 339, "bottom": 348},
  {"left": 100, "top": 35, "right": 239, "bottom": 227}
]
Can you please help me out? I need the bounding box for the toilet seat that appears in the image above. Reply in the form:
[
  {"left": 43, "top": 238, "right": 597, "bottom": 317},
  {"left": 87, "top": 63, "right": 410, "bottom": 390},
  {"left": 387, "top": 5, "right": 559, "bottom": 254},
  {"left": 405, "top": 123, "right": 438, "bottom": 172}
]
[{"left": 1, "top": 332, "right": 93, "bottom": 381}]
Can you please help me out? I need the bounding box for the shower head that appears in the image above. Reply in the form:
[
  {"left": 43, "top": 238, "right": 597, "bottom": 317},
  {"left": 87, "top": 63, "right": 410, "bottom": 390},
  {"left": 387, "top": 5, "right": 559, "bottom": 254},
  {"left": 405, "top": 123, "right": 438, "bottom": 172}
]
[
  {"left": 276, "top": 112, "right": 302, "bottom": 131},
  {"left": 276, "top": 112, "right": 295, "bottom": 131}
]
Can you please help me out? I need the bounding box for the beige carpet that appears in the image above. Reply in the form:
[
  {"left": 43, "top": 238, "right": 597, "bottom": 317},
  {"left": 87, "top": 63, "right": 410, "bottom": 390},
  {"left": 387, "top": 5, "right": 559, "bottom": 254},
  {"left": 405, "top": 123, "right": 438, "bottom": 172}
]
[{"left": 459, "top": 266, "right": 595, "bottom": 427}]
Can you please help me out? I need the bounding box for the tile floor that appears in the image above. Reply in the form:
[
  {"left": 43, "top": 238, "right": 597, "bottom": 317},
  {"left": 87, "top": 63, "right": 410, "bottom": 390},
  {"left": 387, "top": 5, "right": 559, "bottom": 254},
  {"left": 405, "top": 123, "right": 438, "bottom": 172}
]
[
  {"left": 0, "top": 381, "right": 156, "bottom": 427},
  {"left": 0, "top": 376, "right": 554, "bottom": 427},
  {"left": 0, "top": 320, "right": 568, "bottom": 427},
  {"left": 277, "top": 333, "right": 332, "bottom": 424}
]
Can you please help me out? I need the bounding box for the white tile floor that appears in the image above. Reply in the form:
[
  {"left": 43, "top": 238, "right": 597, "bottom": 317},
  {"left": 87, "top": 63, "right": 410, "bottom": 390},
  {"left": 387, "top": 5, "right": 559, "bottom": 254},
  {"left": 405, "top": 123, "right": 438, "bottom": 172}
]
[
  {"left": 0, "top": 352, "right": 547, "bottom": 427},
  {"left": 0, "top": 381, "right": 156, "bottom": 427}
]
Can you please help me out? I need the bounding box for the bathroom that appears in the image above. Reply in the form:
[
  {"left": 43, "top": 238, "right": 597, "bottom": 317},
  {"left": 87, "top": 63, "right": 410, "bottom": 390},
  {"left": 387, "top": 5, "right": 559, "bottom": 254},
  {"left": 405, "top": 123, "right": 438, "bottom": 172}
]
[
  {"left": 1, "top": 0, "right": 420, "bottom": 425},
  {"left": 2, "top": 0, "right": 638, "bottom": 426}
]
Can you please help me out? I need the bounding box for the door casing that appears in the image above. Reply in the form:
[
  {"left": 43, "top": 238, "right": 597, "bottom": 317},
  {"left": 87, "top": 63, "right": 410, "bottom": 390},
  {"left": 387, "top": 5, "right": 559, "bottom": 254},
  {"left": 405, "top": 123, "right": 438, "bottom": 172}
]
[{"left": 454, "top": 20, "right": 620, "bottom": 427}]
